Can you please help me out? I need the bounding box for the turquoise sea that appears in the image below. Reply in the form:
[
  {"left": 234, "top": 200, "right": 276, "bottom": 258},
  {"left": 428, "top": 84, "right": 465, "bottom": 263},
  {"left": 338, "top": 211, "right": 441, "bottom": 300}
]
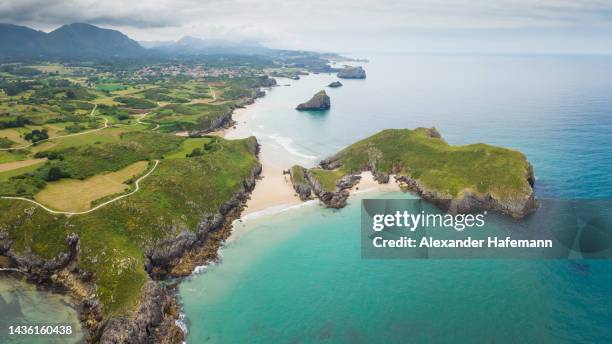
[{"left": 180, "top": 54, "right": 612, "bottom": 343}]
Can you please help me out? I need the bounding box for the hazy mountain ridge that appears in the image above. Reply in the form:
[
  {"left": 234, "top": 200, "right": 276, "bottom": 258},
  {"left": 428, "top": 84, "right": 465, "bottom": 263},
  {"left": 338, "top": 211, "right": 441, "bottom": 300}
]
[
  {"left": 142, "top": 35, "right": 271, "bottom": 55},
  {"left": 0, "top": 23, "right": 273, "bottom": 58},
  {"left": 0, "top": 22, "right": 145, "bottom": 58}
]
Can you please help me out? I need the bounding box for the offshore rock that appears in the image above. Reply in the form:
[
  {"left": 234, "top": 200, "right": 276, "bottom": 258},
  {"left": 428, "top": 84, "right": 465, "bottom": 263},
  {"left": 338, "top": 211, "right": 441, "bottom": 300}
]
[
  {"left": 296, "top": 90, "right": 330, "bottom": 111},
  {"left": 337, "top": 66, "right": 366, "bottom": 79}
]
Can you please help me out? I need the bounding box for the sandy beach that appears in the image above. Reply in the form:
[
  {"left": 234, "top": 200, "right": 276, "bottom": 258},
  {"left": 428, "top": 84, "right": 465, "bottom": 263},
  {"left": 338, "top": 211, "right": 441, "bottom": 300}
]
[
  {"left": 353, "top": 171, "right": 401, "bottom": 194},
  {"left": 214, "top": 100, "right": 402, "bottom": 217},
  {"left": 214, "top": 107, "right": 303, "bottom": 216}
]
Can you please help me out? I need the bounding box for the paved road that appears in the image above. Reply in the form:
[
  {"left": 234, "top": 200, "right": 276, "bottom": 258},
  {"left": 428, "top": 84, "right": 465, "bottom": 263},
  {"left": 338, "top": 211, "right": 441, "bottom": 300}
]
[
  {"left": 0, "top": 104, "right": 105, "bottom": 151},
  {"left": 0, "top": 160, "right": 159, "bottom": 215}
]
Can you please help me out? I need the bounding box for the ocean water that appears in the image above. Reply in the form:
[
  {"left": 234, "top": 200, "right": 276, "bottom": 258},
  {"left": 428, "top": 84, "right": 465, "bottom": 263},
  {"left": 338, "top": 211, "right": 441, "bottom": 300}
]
[
  {"left": 0, "top": 276, "right": 84, "bottom": 343},
  {"left": 180, "top": 54, "right": 612, "bottom": 343}
]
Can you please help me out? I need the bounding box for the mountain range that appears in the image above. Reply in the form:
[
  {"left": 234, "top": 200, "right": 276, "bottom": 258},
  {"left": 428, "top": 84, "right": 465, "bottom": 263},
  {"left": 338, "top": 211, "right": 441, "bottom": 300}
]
[
  {"left": 141, "top": 36, "right": 270, "bottom": 55},
  {"left": 0, "top": 23, "right": 145, "bottom": 58},
  {"left": 0, "top": 22, "right": 270, "bottom": 58}
]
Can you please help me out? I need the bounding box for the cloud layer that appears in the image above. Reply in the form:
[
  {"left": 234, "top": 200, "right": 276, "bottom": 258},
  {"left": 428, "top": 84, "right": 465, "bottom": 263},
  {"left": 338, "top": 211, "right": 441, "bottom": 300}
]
[{"left": 2, "top": 0, "right": 612, "bottom": 53}]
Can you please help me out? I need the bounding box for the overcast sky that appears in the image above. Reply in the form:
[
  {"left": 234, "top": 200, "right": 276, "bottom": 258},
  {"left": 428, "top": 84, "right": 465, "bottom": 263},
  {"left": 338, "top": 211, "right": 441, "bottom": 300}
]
[{"left": 2, "top": 0, "right": 612, "bottom": 54}]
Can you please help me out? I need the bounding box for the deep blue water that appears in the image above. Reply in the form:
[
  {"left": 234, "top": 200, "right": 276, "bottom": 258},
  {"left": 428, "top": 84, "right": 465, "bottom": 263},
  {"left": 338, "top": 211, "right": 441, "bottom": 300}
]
[
  {"left": 240, "top": 54, "right": 612, "bottom": 199},
  {"left": 180, "top": 53, "right": 611, "bottom": 343}
]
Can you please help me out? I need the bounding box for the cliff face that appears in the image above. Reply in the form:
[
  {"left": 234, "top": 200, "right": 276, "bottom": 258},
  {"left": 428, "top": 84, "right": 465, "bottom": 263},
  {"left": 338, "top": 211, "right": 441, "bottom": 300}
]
[
  {"left": 0, "top": 140, "right": 263, "bottom": 344},
  {"left": 393, "top": 169, "right": 538, "bottom": 219},
  {"left": 296, "top": 128, "right": 538, "bottom": 218},
  {"left": 288, "top": 166, "right": 361, "bottom": 208},
  {"left": 296, "top": 90, "right": 330, "bottom": 111},
  {"left": 308, "top": 173, "right": 361, "bottom": 208},
  {"left": 337, "top": 66, "right": 366, "bottom": 79},
  {"left": 289, "top": 165, "right": 312, "bottom": 201}
]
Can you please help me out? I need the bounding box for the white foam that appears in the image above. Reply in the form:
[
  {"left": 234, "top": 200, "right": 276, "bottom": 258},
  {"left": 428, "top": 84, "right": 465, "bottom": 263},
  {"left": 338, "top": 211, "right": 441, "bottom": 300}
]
[
  {"left": 237, "top": 200, "right": 318, "bottom": 223},
  {"left": 175, "top": 312, "right": 189, "bottom": 336},
  {"left": 191, "top": 250, "right": 223, "bottom": 276},
  {"left": 268, "top": 134, "right": 318, "bottom": 161}
]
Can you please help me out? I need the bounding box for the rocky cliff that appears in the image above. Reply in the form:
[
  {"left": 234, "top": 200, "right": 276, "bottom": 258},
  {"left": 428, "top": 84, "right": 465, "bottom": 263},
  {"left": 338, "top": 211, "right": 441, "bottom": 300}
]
[
  {"left": 289, "top": 165, "right": 312, "bottom": 200},
  {"left": 0, "top": 139, "right": 263, "bottom": 344},
  {"left": 337, "top": 66, "right": 366, "bottom": 79},
  {"left": 296, "top": 90, "right": 330, "bottom": 111},
  {"left": 294, "top": 128, "right": 538, "bottom": 218},
  {"left": 288, "top": 166, "right": 361, "bottom": 208}
]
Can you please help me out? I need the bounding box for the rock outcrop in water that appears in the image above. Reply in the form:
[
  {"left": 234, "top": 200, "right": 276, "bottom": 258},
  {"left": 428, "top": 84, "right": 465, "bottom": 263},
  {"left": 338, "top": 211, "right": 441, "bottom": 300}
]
[
  {"left": 328, "top": 81, "right": 343, "bottom": 88},
  {"left": 296, "top": 90, "right": 330, "bottom": 111},
  {"left": 337, "top": 66, "right": 366, "bottom": 79}
]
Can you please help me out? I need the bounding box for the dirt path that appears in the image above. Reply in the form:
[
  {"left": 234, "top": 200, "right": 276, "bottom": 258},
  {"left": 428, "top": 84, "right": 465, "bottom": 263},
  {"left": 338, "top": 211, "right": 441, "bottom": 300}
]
[
  {"left": 136, "top": 111, "right": 160, "bottom": 130},
  {"left": 0, "top": 104, "right": 106, "bottom": 151},
  {"left": 0, "top": 160, "right": 159, "bottom": 215}
]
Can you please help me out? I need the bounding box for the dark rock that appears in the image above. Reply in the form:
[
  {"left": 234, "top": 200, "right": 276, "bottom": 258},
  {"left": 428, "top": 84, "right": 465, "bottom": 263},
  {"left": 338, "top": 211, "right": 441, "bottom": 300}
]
[
  {"left": 296, "top": 90, "right": 330, "bottom": 111},
  {"left": 337, "top": 66, "right": 366, "bottom": 79},
  {"left": 289, "top": 165, "right": 312, "bottom": 201},
  {"left": 296, "top": 170, "right": 361, "bottom": 209},
  {"left": 373, "top": 172, "right": 390, "bottom": 183},
  {"left": 99, "top": 281, "right": 183, "bottom": 344},
  {"left": 0, "top": 231, "right": 80, "bottom": 282},
  {"left": 187, "top": 108, "right": 234, "bottom": 136},
  {"left": 394, "top": 172, "right": 538, "bottom": 219},
  {"left": 257, "top": 75, "right": 277, "bottom": 87},
  {"left": 328, "top": 81, "right": 343, "bottom": 88},
  {"left": 427, "top": 127, "right": 441, "bottom": 138}
]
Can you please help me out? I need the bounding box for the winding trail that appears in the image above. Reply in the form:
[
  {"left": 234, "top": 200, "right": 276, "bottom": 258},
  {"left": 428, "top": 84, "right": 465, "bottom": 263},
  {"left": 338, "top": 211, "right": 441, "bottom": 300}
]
[
  {"left": 0, "top": 160, "right": 159, "bottom": 215},
  {"left": 136, "top": 111, "right": 160, "bottom": 130},
  {"left": 0, "top": 102, "right": 170, "bottom": 215},
  {"left": 0, "top": 104, "right": 105, "bottom": 151}
]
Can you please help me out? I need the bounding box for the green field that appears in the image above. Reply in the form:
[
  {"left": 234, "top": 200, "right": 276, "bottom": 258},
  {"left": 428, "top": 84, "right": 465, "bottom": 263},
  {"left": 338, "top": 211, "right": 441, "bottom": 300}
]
[
  {"left": 309, "top": 168, "right": 345, "bottom": 192},
  {"left": 318, "top": 128, "right": 533, "bottom": 199},
  {"left": 0, "top": 134, "right": 259, "bottom": 314},
  {"left": 0, "top": 60, "right": 280, "bottom": 322},
  {"left": 95, "top": 83, "right": 129, "bottom": 92}
]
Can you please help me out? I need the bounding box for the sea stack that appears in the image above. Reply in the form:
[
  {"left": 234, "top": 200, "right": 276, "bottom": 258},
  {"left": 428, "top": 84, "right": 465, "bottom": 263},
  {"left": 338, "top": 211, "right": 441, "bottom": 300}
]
[
  {"left": 296, "top": 90, "right": 331, "bottom": 111},
  {"left": 328, "top": 81, "right": 343, "bottom": 88},
  {"left": 337, "top": 66, "right": 366, "bottom": 79}
]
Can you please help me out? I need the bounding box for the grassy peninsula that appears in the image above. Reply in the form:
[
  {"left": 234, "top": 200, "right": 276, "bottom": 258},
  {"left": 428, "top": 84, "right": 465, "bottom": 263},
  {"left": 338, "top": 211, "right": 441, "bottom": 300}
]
[{"left": 291, "top": 128, "right": 537, "bottom": 217}]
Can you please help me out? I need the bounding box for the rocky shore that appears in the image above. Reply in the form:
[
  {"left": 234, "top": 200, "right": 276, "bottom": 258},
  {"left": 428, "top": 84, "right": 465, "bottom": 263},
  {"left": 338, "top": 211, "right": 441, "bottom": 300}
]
[
  {"left": 0, "top": 135, "right": 263, "bottom": 344},
  {"left": 289, "top": 165, "right": 361, "bottom": 208},
  {"left": 290, "top": 128, "right": 538, "bottom": 218},
  {"left": 296, "top": 90, "right": 330, "bottom": 111}
]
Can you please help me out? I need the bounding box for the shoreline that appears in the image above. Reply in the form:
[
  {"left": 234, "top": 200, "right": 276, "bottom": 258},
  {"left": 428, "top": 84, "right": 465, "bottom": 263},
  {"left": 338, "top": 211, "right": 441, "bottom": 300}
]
[
  {"left": 0, "top": 73, "right": 403, "bottom": 344},
  {"left": 214, "top": 105, "right": 303, "bottom": 217},
  {"left": 213, "top": 96, "right": 403, "bottom": 221}
]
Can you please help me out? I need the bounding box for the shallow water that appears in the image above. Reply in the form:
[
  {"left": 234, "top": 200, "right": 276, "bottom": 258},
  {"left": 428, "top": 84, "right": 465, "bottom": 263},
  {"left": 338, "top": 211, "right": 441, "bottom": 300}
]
[
  {"left": 0, "top": 275, "right": 84, "bottom": 343},
  {"left": 181, "top": 53, "right": 612, "bottom": 343}
]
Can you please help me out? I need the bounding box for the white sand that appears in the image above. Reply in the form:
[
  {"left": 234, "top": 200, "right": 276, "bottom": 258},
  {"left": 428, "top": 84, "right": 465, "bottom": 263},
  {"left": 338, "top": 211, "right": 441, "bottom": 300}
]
[{"left": 210, "top": 106, "right": 401, "bottom": 217}]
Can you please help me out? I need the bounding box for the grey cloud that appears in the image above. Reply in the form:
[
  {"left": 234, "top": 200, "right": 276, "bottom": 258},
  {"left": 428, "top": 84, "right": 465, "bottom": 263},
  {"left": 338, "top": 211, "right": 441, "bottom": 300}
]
[
  {"left": 0, "top": 0, "right": 180, "bottom": 29},
  {"left": 2, "top": 0, "right": 612, "bottom": 52}
]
